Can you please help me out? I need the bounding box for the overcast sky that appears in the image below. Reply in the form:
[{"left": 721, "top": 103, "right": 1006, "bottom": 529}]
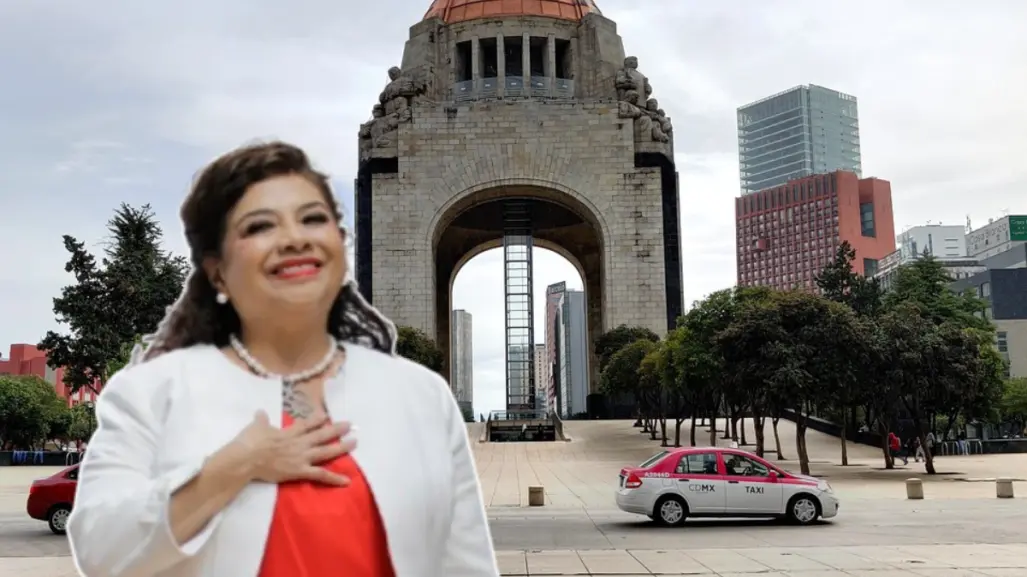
[{"left": 1, "top": 0, "right": 1024, "bottom": 415}]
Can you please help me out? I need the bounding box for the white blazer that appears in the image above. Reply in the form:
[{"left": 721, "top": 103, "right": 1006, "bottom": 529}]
[{"left": 67, "top": 343, "right": 499, "bottom": 577}]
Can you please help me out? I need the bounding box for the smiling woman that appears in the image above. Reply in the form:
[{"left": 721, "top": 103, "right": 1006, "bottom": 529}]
[{"left": 65, "top": 141, "right": 500, "bottom": 577}]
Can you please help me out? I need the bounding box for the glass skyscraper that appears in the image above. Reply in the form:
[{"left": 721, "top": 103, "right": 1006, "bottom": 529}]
[{"left": 737, "top": 84, "right": 861, "bottom": 196}]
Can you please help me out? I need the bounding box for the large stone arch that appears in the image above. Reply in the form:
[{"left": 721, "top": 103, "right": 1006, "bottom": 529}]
[{"left": 430, "top": 181, "right": 607, "bottom": 404}]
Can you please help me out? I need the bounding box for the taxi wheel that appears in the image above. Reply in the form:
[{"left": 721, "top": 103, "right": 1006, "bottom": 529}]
[
  {"left": 786, "top": 494, "right": 821, "bottom": 526},
  {"left": 653, "top": 495, "right": 688, "bottom": 527}
]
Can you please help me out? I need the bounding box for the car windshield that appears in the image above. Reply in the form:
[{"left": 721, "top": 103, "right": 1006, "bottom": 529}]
[{"left": 638, "top": 451, "right": 669, "bottom": 469}]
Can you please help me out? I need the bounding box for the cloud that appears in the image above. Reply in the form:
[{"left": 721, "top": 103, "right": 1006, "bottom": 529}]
[{"left": 1, "top": 0, "right": 1024, "bottom": 413}]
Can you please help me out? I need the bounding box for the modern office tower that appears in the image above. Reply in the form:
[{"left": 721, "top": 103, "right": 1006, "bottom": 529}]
[
  {"left": 737, "top": 84, "right": 861, "bottom": 196},
  {"left": 735, "top": 171, "right": 895, "bottom": 291},
  {"left": 533, "top": 344, "right": 547, "bottom": 413},
  {"left": 553, "top": 289, "right": 587, "bottom": 418},
  {"left": 543, "top": 281, "right": 566, "bottom": 412},
  {"left": 450, "top": 309, "right": 473, "bottom": 415}
]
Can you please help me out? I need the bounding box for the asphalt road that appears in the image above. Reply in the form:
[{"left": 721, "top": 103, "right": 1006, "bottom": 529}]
[
  {"left": 4, "top": 498, "right": 1026, "bottom": 559},
  {"left": 487, "top": 498, "right": 1027, "bottom": 551}
]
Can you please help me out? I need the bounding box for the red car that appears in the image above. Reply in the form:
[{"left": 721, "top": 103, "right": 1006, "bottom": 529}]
[{"left": 27, "top": 464, "right": 78, "bottom": 534}]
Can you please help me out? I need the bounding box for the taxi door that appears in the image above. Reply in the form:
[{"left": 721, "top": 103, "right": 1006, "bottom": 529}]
[
  {"left": 722, "top": 453, "right": 784, "bottom": 514},
  {"left": 669, "top": 452, "right": 726, "bottom": 513}
]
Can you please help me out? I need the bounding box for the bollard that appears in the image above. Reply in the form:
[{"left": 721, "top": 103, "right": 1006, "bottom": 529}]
[
  {"left": 528, "top": 486, "right": 545, "bottom": 507},
  {"left": 997, "top": 478, "right": 1015, "bottom": 499},
  {"left": 905, "top": 478, "right": 924, "bottom": 500}
]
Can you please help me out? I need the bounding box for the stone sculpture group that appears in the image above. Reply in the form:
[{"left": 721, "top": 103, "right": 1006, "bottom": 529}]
[
  {"left": 615, "top": 56, "right": 673, "bottom": 143},
  {"left": 358, "top": 66, "right": 425, "bottom": 154}
]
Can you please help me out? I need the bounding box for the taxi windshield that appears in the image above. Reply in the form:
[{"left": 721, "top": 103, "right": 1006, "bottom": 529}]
[{"left": 638, "top": 451, "right": 669, "bottom": 468}]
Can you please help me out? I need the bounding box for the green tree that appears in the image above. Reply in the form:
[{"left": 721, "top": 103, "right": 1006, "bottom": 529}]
[
  {"left": 638, "top": 346, "right": 669, "bottom": 444},
  {"left": 595, "top": 325, "right": 659, "bottom": 373},
  {"left": 1001, "top": 377, "right": 1027, "bottom": 433},
  {"left": 651, "top": 330, "right": 695, "bottom": 447},
  {"left": 876, "top": 303, "right": 1003, "bottom": 474},
  {"left": 106, "top": 335, "right": 145, "bottom": 377},
  {"left": 0, "top": 375, "right": 63, "bottom": 449},
  {"left": 67, "top": 403, "right": 99, "bottom": 444},
  {"left": 600, "top": 338, "right": 658, "bottom": 436},
  {"left": 886, "top": 255, "right": 989, "bottom": 330},
  {"left": 395, "top": 326, "right": 444, "bottom": 373},
  {"left": 816, "top": 241, "right": 885, "bottom": 319},
  {"left": 39, "top": 204, "right": 187, "bottom": 394},
  {"left": 680, "top": 287, "right": 771, "bottom": 446}
]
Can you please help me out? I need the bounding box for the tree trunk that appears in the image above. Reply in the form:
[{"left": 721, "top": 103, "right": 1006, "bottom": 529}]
[
  {"left": 730, "top": 413, "right": 739, "bottom": 441},
  {"left": 740, "top": 413, "right": 748, "bottom": 446},
  {"left": 795, "top": 407, "right": 811, "bottom": 475},
  {"left": 689, "top": 417, "right": 697, "bottom": 447},
  {"left": 840, "top": 408, "right": 849, "bottom": 466},
  {"left": 753, "top": 412, "right": 766, "bottom": 457},
  {"left": 772, "top": 416, "right": 785, "bottom": 460},
  {"left": 912, "top": 419, "right": 936, "bottom": 475},
  {"left": 709, "top": 407, "right": 718, "bottom": 446},
  {"left": 659, "top": 417, "right": 668, "bottom": 446},
  {"left": 674, "top": 418, "right": 683, "bottom": 447}
]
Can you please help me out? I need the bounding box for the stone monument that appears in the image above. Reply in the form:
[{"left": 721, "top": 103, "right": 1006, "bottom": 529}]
[{"left": 354, "top": 0, "right": 682, "bottom": 413}]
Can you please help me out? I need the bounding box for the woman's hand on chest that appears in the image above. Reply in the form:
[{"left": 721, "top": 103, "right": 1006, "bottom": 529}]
[{"left": 232, "top": 410, "right": 355, "bottom": 486}]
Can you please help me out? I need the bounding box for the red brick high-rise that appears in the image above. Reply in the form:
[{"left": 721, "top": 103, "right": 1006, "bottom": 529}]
[
  {"left": 735, "top": 171, "right": 895, "bottom": 290},
  {"left": 0, "top": 344, "right": 99, "bottom": 406}
]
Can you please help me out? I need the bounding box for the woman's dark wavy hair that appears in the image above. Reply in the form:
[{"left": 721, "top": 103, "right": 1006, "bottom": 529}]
[{"left": 136, "top": 141, "right": 396, "bottom": 362}]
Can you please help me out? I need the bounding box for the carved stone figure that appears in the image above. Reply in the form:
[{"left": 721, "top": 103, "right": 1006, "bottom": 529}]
[
  {"left": 616, "top": 57, "right": 663, "bottom": 142},
  {"left": 358, "top": 104, "right": 401, "bottom": 153},
  {"left": 615, "top": 56, "right": 652, "bottom": 104},
  {"left": 379, "top": 66, "right": 422, "bottom": 117},
  {"left": 359, "top": 66, "right": 425, "bottom": 155},
  {"left": 617, "top": 89, "right": 654, "bottom": 139},
  {"left": 644, "top": 99, "right": 671, "bottom": 142}
]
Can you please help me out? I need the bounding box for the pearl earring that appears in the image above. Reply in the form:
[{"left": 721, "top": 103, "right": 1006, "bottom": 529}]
[{"left": 216, "top": 292, "right": 229, "bottom": 305}]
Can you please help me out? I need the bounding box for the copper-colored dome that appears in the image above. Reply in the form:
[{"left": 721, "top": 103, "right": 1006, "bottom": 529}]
[{"left": 424, "top": 0, "right": 600, "bottom": 24}]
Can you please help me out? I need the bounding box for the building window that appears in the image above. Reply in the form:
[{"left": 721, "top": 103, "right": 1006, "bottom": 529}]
[
  {"left": 863, "top": 258, "right": 879, "bottom": 277},
  {"left": 980, "top": 282, "right": 991, "bottom": 297},
  {"left": 997, "top": 331, "right": 1008, "bottom": 353},
  {"left": 860, "top": 202, "right": 876, "bottom": 237}
]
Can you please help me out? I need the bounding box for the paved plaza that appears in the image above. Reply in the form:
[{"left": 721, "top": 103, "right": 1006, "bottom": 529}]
[{"left": 2, "top": 420, "right": 1027, "bottom": 576}]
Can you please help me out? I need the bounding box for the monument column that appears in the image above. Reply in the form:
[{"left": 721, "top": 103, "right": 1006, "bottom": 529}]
[
  {"left": 471, "top": 35, "right": 481, "bottom": 94},
  {"left": 547, "top": 33, "right": 556, "bottom": 91},
  {"left": 496, "top": 34, "right": 505, "bottom": 97},
  {"left": 522, "top": 32, "right": 531, "bottom": 97}
]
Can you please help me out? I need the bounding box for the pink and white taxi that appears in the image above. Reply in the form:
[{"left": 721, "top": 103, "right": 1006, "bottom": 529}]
[{"left": 615, "top": 447, "right": 839, "bottom": 526}]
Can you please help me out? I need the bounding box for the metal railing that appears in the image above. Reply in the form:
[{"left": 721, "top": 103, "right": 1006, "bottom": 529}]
[
  {"left": 480, "top": 77, "right": 498, "bottom": 99},
  {"left": 453, "top": 80, "right": 475, "bottom": 102},
  {"left": 504, "top": 77, "right": 525, "bottom": 97},
  {"left": 449, "top": 78, "right": 574, "bottom": 102},
  {"left": 490, "top": 410, "right": 548, "bottom": 422},
  {"left": 552, "top": 78, "right": 574, "bottom": 99}
]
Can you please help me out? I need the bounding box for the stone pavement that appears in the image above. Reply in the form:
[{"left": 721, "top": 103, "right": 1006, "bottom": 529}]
[
  {"left": 473, "top": 420, "right": 1027, "bottom": 508},
  {"left": 3, "top": 545, "right": 1025, "bottom": 576},
  {"left": 495, "top": 544, "right": 1027, "bottom": 575}
]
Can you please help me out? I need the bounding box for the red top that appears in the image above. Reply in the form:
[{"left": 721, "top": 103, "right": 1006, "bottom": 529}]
[
  {"left": 258, "top": 414, "right": 395, "bottom": 577},
  {"left": 889, "top": 433, "right": 900, "bottom": 450}
]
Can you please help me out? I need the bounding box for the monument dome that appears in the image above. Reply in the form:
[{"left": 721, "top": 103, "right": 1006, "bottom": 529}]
[{"left": 423, "top": 0, "right": 599, "bottom": 24}]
